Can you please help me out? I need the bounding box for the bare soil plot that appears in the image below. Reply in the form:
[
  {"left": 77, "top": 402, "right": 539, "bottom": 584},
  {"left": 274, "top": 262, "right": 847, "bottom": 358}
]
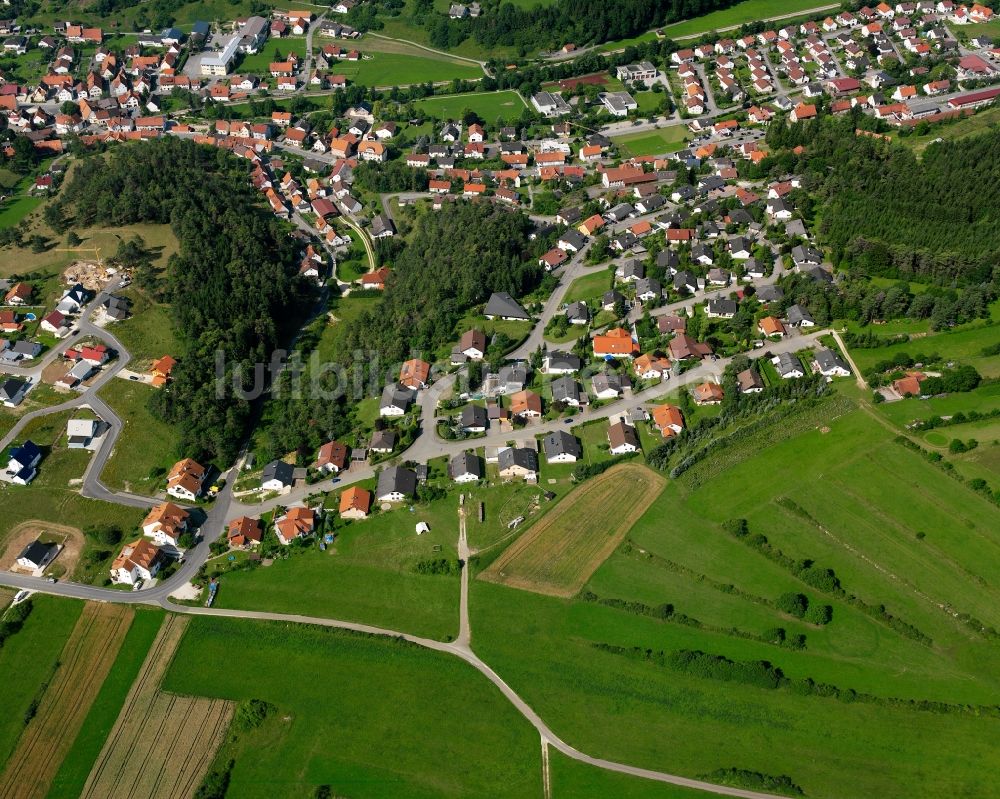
[
  {"left": 479, "top": 463, "right": 666, "bottom": 597},
  {"left": 0, "top": 602, "right": 133, "bottom": 799},
  {"left": 61, "top": 261, "right": 107, "bottom": 292},
  {"left": 0, "top": 521, "right": 84, "bottom": 577},
  {"left": 80, "top": 615, "right": 234, "bottom": 799}
]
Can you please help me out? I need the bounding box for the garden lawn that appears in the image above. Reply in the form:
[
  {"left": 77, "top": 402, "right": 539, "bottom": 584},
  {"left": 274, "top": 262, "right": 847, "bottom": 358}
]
[
  {"left": 237, "top": 38, "right": 308, "bottom": 74},
  {"left": 0, "top": 596, "right": 83, "bottom": 771},
  {"left": 97, "top": 379, "right": 183, "bottom": 496},
  {"left": 613, "top": 126, "right": 690, "bottom": 157},
  {"left": 414, "top": 90, "right": 526, "bottom": 122},
  {"left": 564, "top": 269, "right": 613, "bottom": 304},
  {"left": 876, "top": 382, "right": 1000, "bottom": 428},
  {"left": 162, "top": 616, "right": 542, "bottom": 799}
]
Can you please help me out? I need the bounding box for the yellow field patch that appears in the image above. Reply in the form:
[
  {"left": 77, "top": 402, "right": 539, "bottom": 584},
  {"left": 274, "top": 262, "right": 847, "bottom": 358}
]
[
  {"left": 479, "top": 462, "right": 666, "bottom": 597},
  {"left": 0, "top": 602, "right": 133, "bottom": 799},
  {"left": 80, "top": 615, "right": 234, "bottom": 799}
]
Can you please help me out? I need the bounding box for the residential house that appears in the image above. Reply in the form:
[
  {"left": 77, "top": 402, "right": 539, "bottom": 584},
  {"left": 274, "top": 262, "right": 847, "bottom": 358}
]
[
  {"left": 376, "top": 466, "right": 417, "bottom": 502},
  {"left": 275, "top": 506, "right": 317, "bottom": 544},
  {"left": 607, "top": 420, "right": 640, "bottom": 454},
  {"left": 228, "top": 516, "right": 264, "bottom": 546},
  {"left": 543, "top": 430, "right": 582, "bottom": 463},
  {"left": 773, "top": 352, "right": 805, "bottom": 379},
  {"left": 141, "top": 502, "right": 190, "bottom": 548},
  {"left": 261, "top": 460, "right": 295, "bottom": 491},
  {"left": 399, "top": 358, "right": 431, "bottom": 390},
  {"left": 651, "top": 403, "right": 684, "bottom": 437},
  {"left": 813, "top": 347, "right": 851, "bottom": 377},
  {"left": 737, "top": 367, "right": 765, "bottom": 393},
  {"left": 339, "top": 486, "right": 372, "bottom": 520},
  {"left": 593, "top": 327, "right": 639, "bottom": 359},
  {"left": 111, "top": 539, "right": 163, "bottom": 585},
  {"left": 449, "top": 451, "right": 483, "bottom": 483},
  {"left": 380, "top": 383, "right": 415, "bottom": 416},
  {"left": 315, "top": 440, "right": 349, "bottom": 473},
  {"left": 166, "top": 458, "right": 206, "bottom": 501},
  {"left": 692, "top": 381, "right": 725, "bottom": 404},
  {"left": 498, "top": 447, "right": 539, "bottom": 480},
  {"left": 484, "top": 292, "right": 529, "bottom": 321}
]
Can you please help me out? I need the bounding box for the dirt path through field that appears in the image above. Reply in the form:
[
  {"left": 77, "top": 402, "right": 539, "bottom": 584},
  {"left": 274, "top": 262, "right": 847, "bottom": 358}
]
[
  {"left": 0, "top": 602, "right": 133, "bottom": 799},
  {"left": 80, "top": 615, "right": 234, "bottom": 799}
]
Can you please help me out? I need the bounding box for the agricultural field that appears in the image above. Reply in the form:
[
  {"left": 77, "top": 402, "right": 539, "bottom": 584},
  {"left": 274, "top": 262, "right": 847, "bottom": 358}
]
[
  {"left": 96, "top": 378, "right": 183, "bottom": 496},
  {"left": 613, "top": 125, "right": 691, "bottom": 157},
  {"left": 0, "top": 603, "right": 133, "bottom": 799},
  {"left": 162, "top": 615, "right": 543, "bottom": 799},
  {"left": 469, "top": 404, "right": 1000, "bottom": 799},
  {"left": 80, "top": 615, "right": 234, "bottom": 799},
  {"left": 479, "top": 462, "right": 666, "bottom": 597},
  {"left": 414, "top": 90, "right": 527, "bottom": 123},
  {"left": 48, "top": 609, "right": 164, "bottom": 799},
  {"left": 0, "top": 596, "right": 83, "bottom": 771}
]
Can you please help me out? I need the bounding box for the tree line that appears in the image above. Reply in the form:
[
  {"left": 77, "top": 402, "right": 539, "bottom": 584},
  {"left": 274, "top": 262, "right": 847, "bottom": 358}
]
[{"left": 62, "top": 138, "right": 315, "bottom": 463}]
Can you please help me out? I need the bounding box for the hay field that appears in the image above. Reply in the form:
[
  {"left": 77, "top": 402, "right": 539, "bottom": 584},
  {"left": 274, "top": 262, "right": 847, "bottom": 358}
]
[
  {"left": 479, "top": 463, "right": 666, "bottom": 597},
  {"left": 80, "top": 615, "right": 234, "bottom": 799},
  {"left": 0, "top": 603, "right": 133, "bottom": 799}
]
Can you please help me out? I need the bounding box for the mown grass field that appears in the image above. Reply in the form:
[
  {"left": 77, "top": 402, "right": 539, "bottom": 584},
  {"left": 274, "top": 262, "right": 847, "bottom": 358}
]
[
  {"left": 414, "top": 90, "right": 526, "bottom": 122},
  {"left": 163, "top": 615, "right": 543, "bottom": 799},
  {"left": 0, "top": 219, "right": 178, "bottom": 279},
  {"left": 480, "top": 463, "right": 666, "bottom": 597},
  {"left": 548, "top": 752, "right": 715, "bottom": 798},
  {"left": 0, "top": 597, "right": 83, "bottom": 772},
  {"left": 110, "top": 286, "right": 183, "bottom": 366},
  {"left": 900, "top": 106, "right": 1000, "bottom": 154},
  {"left": 613, "top": 126, "right": 690, "bottom": 157},
  {"left": 97, "top": 379, "right": 183, "bottom": 496},
  {"left": 48, "top": 608, "right": 164, "bottom": 799},
  {"left": 214, "top": 491, "right": 463, "bottom": 640},
  {"left": 659, "top": 0, "right": 837, "bottom": 38},
  {"left": 337, "top": 51, "right": 482, "bottom": 87},
  {"left": 469, "top": 403, "right": 1000, "bottom": 799},
  {"left": 81, "top": 615, "right": 233, "bottom": 799},
  {"left": 0, "top": 603, "right": 133, "bottom": 799}
]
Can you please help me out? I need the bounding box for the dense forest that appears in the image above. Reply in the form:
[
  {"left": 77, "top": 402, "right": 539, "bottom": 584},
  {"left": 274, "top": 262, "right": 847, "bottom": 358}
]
[
  {"left": 416, "top": 0, "right": 745, "bottom": 51},
  {"left": 63, "top": 138, "right": 314, "bottom": 463},
  {"left": 343, "top": 202, "right": 540, "bottom": 366},
  {"left": 765, "top": 115, "right": 1000, "bottom": 285}
]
